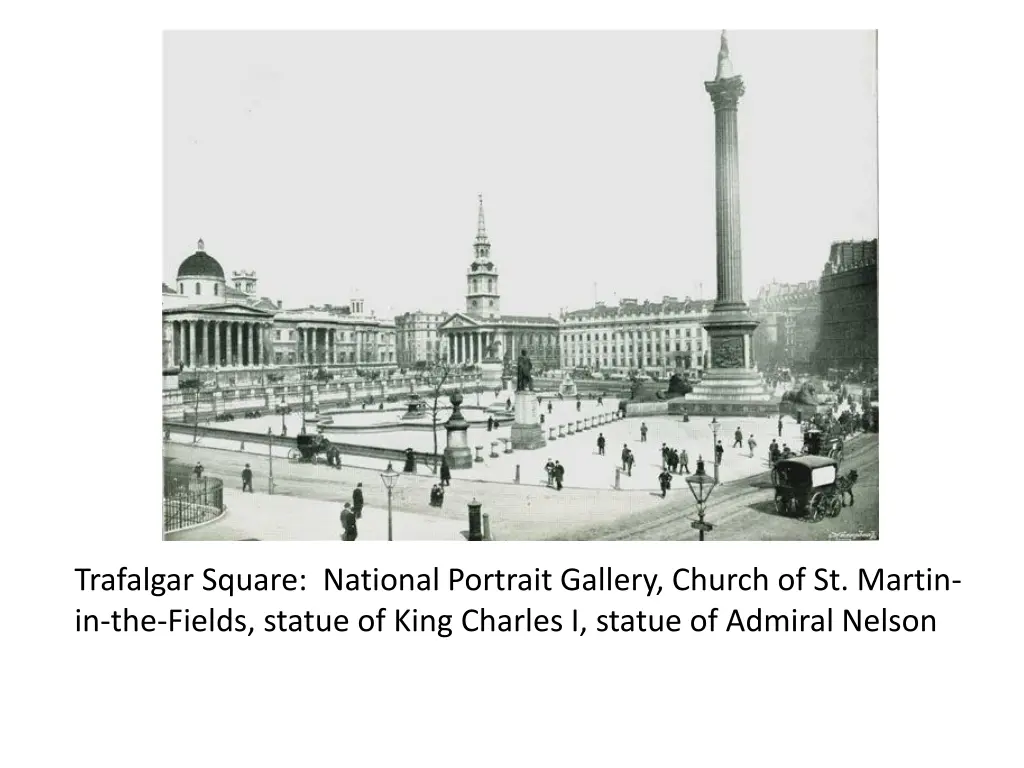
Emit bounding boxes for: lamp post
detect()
[709,416,721,482]
[685,463,718,542]
[267,427,274,494]
[380,461,400,542]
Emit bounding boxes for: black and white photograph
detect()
[161,30,879,542]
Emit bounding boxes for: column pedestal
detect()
[510,390,545,450]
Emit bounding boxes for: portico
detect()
[163,304,276,369]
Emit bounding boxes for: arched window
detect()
[214,284,219,296]
[178,282,183,293]
[195,282,201,295]
[488,279,493,292]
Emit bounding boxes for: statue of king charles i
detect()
[515,349,534,392]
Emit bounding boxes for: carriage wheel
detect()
[287,448,302,462]
[808,492,826,522]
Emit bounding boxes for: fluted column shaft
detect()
[706,75,746,308]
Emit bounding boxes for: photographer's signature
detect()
[829,530,877,541]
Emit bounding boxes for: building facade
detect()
[559,297,713,375]
[749,280,821,371]
[437,197,560,371]
[394,311,449,368]
[162,240,397,372]
[813,239,878,374]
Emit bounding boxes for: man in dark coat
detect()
[715,441,724,466]
[777,416,784,437]
[733,427,743,448]
[596,433,606,456]
[440,457,451,486]
[352,483,364,519]
[340,502,358,541]
[621,444,631,471]
[679,448,690,474]
[553,461,565,491]
[193,462,204,481]
[661,443,669,469]
[658,468,673,497]
[241,463,253,492]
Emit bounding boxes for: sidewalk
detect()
[167,488,467,542]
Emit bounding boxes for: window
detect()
[178,282,183,293]
[488,300,494,307]
[195,282,201,295]
[214,284,219,296]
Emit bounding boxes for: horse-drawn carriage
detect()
[771,455,859,522]
[802,427,844,463]
[288,433,341,467]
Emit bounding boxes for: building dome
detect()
[176,239,225,279]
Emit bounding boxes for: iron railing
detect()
[163,475,224,534]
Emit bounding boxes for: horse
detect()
[836,469,859,506]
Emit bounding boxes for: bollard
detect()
[503,438,513,454]
[549,426,556,440]
[467,498,483,541]
[615,467,621,490]
[482,513,492,541]
[474,445,484,463]
[515,464,521,484]
[490,441,499,458]
[558,425,565,438]
[567,423,574,435]
[576,419,582,432]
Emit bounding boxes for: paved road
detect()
[549,434,879,541]
[164,434,878,541]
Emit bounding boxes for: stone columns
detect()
[188,321,196,368]
[214,321,221,367]
[176,321,184,367]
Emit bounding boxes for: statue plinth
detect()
[510,390,545,450]
[442,392,473,469]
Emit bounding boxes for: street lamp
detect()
[685,463,718,542]
[267,427,275,494]
[709,416,721,482]
[380,461,400,542]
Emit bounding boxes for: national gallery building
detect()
[162,240,396,373]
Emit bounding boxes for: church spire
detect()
[476,194,489,245]
[715,30,734,80]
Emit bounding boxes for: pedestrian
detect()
[640,422,648,443]
[597,395,603,406]
[626,450,634,477]
[544,458,555,487]
[193,462,204,481]
[658,468,672,498]
[661,442,669,469]
[679,448,690,474]
[352,482,364,519]
[769,439,779,465]
[241,463,253,492]
[340,502,358,541]
[487,416,494,432]
[715,440,724,466]
[597,432,606,456]
[547,401,553,414]
[553,460,565,491]
[748,434,757,458]
[669,448,679,474]
[696,455,706,475]
[733,427,743,448]
[440,457,451,487]
[576,399,581,412]
[777,416,783,438]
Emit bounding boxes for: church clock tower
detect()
[465,195,500,320]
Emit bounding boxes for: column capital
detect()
[704,75,745,111]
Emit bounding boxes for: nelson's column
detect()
[683,31,778,416]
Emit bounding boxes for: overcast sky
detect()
[164,30,877,317]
